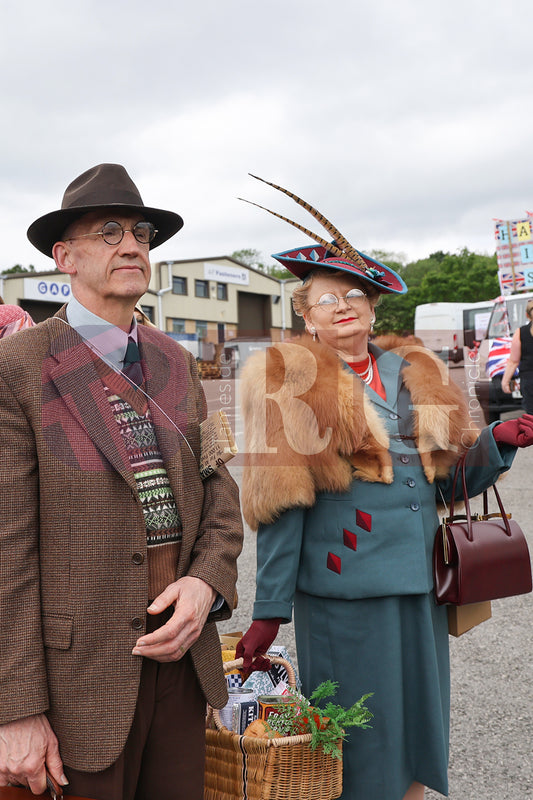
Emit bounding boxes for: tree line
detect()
[373,248,499,334]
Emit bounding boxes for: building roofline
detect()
[1,258,300,290]
[154,255,298,284]
[0,269,63,279]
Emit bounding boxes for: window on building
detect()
[172,276,187,295]
[195,279,209,298]
[217,282,228,301]
[140,305,155,322]
[170,318,186,334]
[196,320,208,340]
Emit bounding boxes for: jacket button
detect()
[132,552,144,565]
[389,412,399,420]
[131,617,144,630]
[407,478,416,488]
[400,455,410,464]
[410,502,420,512]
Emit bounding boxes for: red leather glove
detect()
[493,414,533,447]
[235,619,282,674]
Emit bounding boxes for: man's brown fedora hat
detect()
[27,163,184,257]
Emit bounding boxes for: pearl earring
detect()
[310,327,317,341]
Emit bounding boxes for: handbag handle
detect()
[448,453,513,541]
[46,771,63,800]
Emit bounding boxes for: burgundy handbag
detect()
[433,455,532,606]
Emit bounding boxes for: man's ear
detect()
[53,241,76,275]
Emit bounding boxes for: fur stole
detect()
[241,334,479,530]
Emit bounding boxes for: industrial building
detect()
[0,255,304,360]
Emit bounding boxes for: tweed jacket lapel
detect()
[46,312,198,506]
[46,312,137,491]
[139,329,195,468]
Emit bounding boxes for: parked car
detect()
[222,338,272,378]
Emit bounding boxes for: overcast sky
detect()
[2,0,532,273]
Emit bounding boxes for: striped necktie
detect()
[123,336,144,387]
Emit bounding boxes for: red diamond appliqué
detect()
[343,529,358,551]
[327,552,342,574]
[356,509,372,532]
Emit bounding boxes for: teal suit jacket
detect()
[253,345,515,620]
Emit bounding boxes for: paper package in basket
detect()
[221,646,243,689]
[242,644,301,694]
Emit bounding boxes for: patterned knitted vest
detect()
[94,359,182,600]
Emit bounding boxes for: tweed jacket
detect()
[0,310,243,771]
[240,336,515,615]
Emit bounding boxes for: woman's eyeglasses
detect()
[67,220,157,246]
[310,288,367,310]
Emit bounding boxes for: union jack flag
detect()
[486,337,512,378]
[498,269,526,294]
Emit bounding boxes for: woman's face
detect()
[303,273,375,353]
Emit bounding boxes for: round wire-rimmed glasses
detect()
[67,220,157,246]
[310,287,367,310]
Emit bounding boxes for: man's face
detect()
[55,210,152,318]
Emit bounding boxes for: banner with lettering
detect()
[494,216,533,294]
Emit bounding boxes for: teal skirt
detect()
[294,591,450,800]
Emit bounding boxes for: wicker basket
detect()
[204,656,343,800]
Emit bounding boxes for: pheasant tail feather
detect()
[238,198,346,259]
[248,174,368,271]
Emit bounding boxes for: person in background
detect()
[236,177,533,800]
[134,305,157,328]
[0,299,35,338]
[0,164,243,800]
[501,298,533,413]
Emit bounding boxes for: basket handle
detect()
[222,655,297,688]
[210,655,297,732]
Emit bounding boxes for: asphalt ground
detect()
[203,369,532,800]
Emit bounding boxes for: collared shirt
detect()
[66,296,138,372]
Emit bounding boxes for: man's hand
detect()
[132,576,216,662]
[0,713,66,795]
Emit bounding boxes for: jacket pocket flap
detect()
[42,614,73,650]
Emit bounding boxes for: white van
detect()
[414,301,493,363]
[474,290,533,421]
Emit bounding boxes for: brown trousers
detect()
[65,617,206,800]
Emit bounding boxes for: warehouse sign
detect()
[204,263,249,285]
[23,277,72,301]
